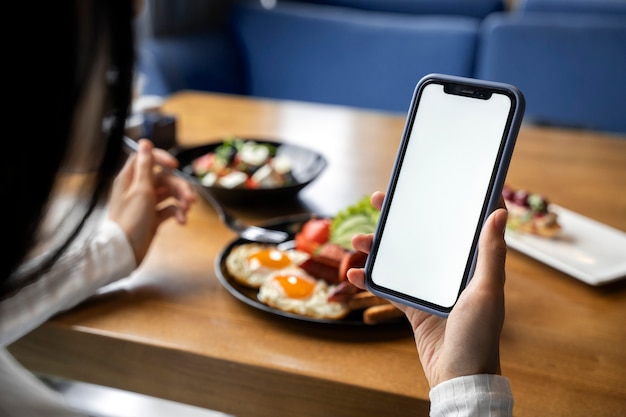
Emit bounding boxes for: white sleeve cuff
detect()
[429,374,513,417]
[96,218,137,276]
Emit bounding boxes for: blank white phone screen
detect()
[371,83,512,308]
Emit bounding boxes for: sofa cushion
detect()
[476,12,626,134]
[233,1,479,113]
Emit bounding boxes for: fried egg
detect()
[258,268,350,320]
[225,243,310,289]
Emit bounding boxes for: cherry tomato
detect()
[192,153,214,175]
[246,177,259,189]
[294,218,331,254]
[301,218,331,243]
[295,233,319,254]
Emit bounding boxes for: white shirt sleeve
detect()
[0,219,136,347]
[0,348,88,417]
[429,374,514,417]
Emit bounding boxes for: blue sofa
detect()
[136,0,626,134]
[476,0,626,134]
[232,1,484,112]
[136,0,503,114]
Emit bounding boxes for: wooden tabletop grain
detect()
[9,92,626,417]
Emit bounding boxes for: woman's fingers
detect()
[371,191,385,210]
[152,146,179,169]
[133,139,196,225]
[134,139,157,186]
[152,171,196,223]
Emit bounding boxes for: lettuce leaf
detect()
[330,195,380,249]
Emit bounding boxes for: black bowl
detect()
[173,139,327,205]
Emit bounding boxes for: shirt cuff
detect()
[97,218,137,277]
[429,374,513,417]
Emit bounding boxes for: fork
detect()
[123,136,290,244]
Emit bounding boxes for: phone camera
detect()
[476,90,492,99]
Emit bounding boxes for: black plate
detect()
[215,214,399,326]
[173,139,327,205]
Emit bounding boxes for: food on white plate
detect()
[257,268,351,320]
[191,137,295,189]
[225,243,310,289]
[502,184,561,238]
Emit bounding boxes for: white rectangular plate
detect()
[504,205,626,286]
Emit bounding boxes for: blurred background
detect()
[133,0,626,136]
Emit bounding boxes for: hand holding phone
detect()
[364,74,525,317]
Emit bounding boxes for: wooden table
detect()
[9,92,626,416]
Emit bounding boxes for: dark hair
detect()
[1,1,135,298]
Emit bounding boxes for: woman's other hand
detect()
[108,139,197,264]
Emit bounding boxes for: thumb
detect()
[470,208,508,293]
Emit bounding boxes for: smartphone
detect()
[364,73,525,317]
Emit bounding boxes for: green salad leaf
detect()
[330,195,380,250]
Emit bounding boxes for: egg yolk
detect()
[248,249,292,270]
[274,274,315,298]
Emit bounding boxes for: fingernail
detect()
[138,139,152,154]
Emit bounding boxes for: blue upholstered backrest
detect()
[137,31,247,97]
[476,11,626,134]
[233,1,480,113]
[136,0,625,134]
